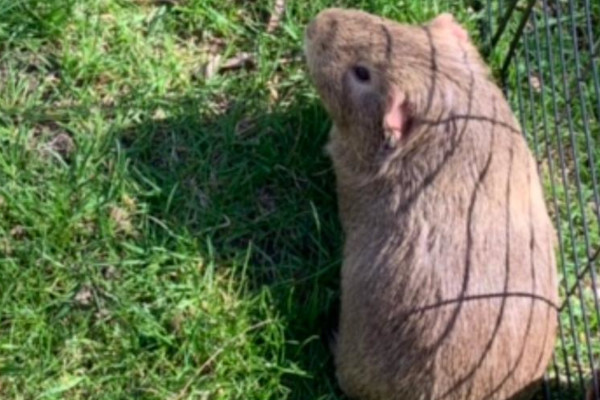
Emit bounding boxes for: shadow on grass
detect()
[119,94,345,399]
[116,93,595,400]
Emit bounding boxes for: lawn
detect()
[0,0,598,399]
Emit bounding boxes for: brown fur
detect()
[304,8,559,400]
[587,370,600,400]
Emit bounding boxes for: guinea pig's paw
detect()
[429,13,469,43]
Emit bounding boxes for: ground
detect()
[0,0,598,399]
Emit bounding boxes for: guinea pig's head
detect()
[304,8,485,151]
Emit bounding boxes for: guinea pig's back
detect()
[334,123,557,400]
[430,133,557,400]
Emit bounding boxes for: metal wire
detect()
[484,1,600,398]
[422,2,599,398]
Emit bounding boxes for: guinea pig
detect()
[304,8,559,400]
[587,370,600,400]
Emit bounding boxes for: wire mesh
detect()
[485,0,600,398]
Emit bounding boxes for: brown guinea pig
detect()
[304,8,559,400]
[587,370,600,400]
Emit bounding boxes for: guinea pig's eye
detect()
[352,66,371,82]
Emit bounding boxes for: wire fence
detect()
[482,0,600,398]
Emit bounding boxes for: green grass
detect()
[0,0,598,399]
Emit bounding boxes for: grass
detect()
[0,0,598,399]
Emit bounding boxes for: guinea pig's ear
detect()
[383,85,411,147]
[428,13,469,43]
